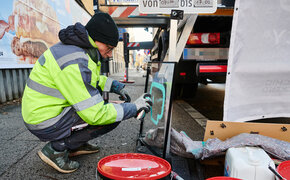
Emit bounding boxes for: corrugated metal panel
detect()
[0,68,31,103]
[0,70,6,103]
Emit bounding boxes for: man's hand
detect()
[118,87,131,102]
[133,93,153,115]
[110,80,131,102]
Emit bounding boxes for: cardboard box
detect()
[204,120,290,142]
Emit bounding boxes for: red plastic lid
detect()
[97,153,171,180]
[206,177,242,180]
[277,160,290,179]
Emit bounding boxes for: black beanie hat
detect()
[85,13,119,47]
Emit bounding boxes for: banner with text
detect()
[139,0,217,14]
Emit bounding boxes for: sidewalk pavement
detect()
[0,68,204,180]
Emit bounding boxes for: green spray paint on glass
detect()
[149,82,165,125]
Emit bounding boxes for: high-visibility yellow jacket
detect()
[22,23,135,128]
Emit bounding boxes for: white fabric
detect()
[224,0,290,122]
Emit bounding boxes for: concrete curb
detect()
[175,100,208,130]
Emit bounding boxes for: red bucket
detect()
[206,177,242,180]
[97,153,171,180]
[277,160,290,180]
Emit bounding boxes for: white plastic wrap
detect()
[143,128,290,160]
[201,133,290,160]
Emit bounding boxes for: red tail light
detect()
[187,33,220,45]
[199,65,227,73]
[180,72,186,76]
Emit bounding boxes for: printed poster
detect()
[0,0,90,69]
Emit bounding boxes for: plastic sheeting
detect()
[143,128,290,160]
[223,0,290,122]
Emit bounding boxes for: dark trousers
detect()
[51,121,120,151]
[28,107,121,151]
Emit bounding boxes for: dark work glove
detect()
[110,80,131,102]
[118,87,131,102]
[133,93,153,116]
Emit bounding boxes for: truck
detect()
[150,1,235,98]
[99,0,235,98]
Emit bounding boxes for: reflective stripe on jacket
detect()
[22,43,123,127]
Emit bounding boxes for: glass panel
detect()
[141,62,175,156]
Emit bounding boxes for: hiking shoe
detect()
[37,142,79,173]
[69,142,99,157]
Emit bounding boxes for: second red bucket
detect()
[277,160,290,180]
[206,177,242,180]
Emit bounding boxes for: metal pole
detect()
[125,66,128,82]
[101,58,110,103]
[120,33,134,83]
[139,65,150,138]
[168,10,184,62]
[123,33,129,82]
[144,66,150,93]
[168,19,177,61]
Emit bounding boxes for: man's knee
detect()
[88,122,121,138]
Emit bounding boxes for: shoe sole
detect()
[37,151,78,173]
[69,149,99,157]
